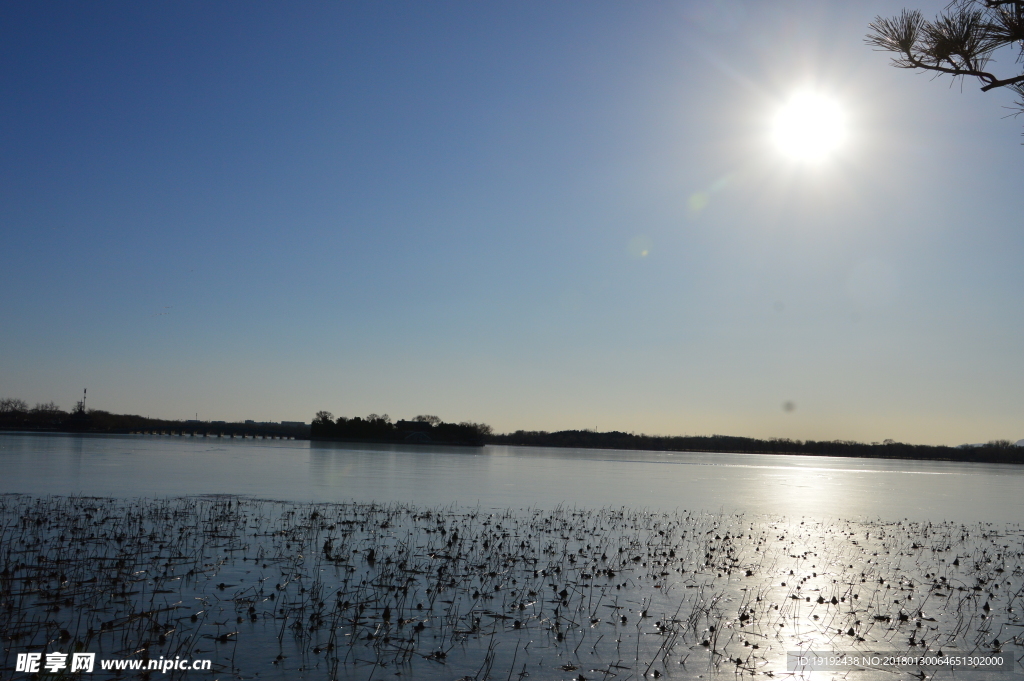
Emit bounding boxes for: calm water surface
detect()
[1,432,1020,522]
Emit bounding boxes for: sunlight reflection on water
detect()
[1,433,1022,523]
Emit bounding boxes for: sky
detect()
[2,1,1022,445]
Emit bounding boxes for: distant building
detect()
[281,421,305,427]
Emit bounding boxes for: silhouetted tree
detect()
[0,398,28,413]
[460,421,493,436]
[867,1,1024,119]
[32,401,62,415]
[310,411,489,445]
[413,415,442,426]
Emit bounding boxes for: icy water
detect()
[1,432,1024,522]
[1,433,1023,680]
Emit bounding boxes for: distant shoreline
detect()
[310,434,484,447]
[2,424,1022,465]
[487,430,1024,465]
[0,421,309,440]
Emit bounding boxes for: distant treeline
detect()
[0,398,159,433]
[0,409,179,432]
[0,398,307,436]
[487,430,1024,464]
[311,412,492,446]
[4,396,1021,463]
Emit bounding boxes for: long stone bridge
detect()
[128,421,310,440]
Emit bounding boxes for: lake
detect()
[1,431,1022,522]
[2,432,1022,680]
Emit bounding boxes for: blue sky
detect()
[2,1,1022,444]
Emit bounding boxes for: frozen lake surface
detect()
[2,433,1023,680]
[3,495,1022,681]
[1,432,1023,523]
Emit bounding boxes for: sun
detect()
[771,92,846,161]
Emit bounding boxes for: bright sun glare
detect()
[772,92,846,161]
